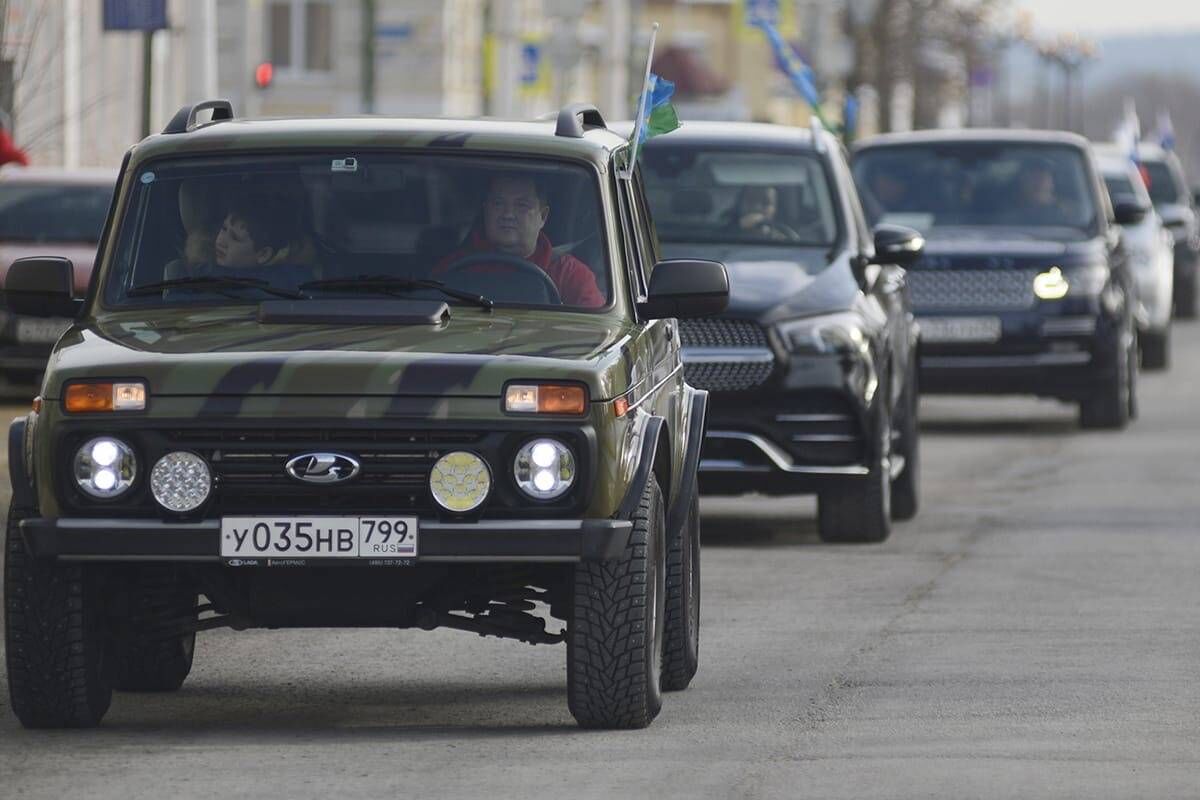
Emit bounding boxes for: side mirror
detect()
[872,223,925,268]
[638,259,729,320]
[1111,195,1149,226]
[2,257,81,317]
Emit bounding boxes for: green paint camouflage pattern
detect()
[30,115,697,525]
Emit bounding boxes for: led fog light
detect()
[151,451,212,513]
[74,437,136,499]
[514,438,575,501]
[429,450,491,513]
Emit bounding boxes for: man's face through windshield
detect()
[1019,164,1056,207]
[484,177,548,258]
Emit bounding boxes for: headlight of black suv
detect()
[776,312,871,357]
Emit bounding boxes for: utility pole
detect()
[361,0,376,113]
[141,29,153,138]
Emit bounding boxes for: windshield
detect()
[1141,160,1185,205]
[0,183,112,243]
[1104,174,1136,199]
[640,145,839,248]
[853,143,1099,239]
[102,153,611,310]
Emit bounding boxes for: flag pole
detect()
[620,21,659,181]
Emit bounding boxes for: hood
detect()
[913,228,1106,270]
[660,242,859,321]
[45,306,638,401]
[0,241,97,294]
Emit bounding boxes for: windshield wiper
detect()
[299,276,494,310]
[128,275,306,299]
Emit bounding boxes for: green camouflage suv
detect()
[2,101,727,730]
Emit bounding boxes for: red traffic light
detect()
[254,62,274,89]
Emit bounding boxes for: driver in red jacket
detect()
[432,175,605,308]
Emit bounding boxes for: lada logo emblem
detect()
[285,452,361,484]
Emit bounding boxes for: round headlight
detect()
[429,450,491,513]
[150,451,212,513]
[74,437,136,499]
[514,438,575,500]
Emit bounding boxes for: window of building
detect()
[267,1,332,75]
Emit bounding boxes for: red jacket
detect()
[433,230,605,308]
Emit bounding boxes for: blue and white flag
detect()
[752,17,824,122]
[1157,112,1176,151]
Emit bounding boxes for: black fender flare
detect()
[664,388,707,538]
[9,417,34,511]
[613,388,709,540]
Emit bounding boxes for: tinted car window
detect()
[854,143,1099,240]
[1142,160,1186,205]
[641,146,839,247]
[0,183,111,243]
[102,154,611,310]
[1104,174,1136,198]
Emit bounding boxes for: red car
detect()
[0,167,114,394]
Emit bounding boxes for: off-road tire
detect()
[662,490,699,692]
[567,474,666,729]
[5,505,112,728]
[818,398,893,544]
[891,365,920,522]
[1141,328,1169,371]
[1080,331,1134,430]
[113,568,197,692]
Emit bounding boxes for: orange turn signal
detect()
[504,383,587,415]
[65,381,147,413]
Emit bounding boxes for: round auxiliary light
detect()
[514,438,575,501]
[429,451,492,513]
[150,451,212,513]
[74,437,136,499]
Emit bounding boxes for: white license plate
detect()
[220,516,418,562]
[919,316,1002,344]
[15,317,71,344]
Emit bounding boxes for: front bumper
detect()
[20,516,633,563]
[917,309,1121,399]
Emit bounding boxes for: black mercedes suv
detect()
[852,130,1138,429]
[640,122,922,543]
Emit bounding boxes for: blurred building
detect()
[1,0,851,169]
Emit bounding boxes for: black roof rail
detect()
[162,100,235,135]
[554,103,606,138]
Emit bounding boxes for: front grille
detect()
[679,318,768,348]
[165,428,486,514]
[908,269,1038,311]
[680,318,776,391]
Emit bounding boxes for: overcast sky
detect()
[1015,0,1200,36]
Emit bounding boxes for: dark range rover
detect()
[640,122,922,543]
[853,130,1139,430]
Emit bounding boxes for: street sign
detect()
[102,0,168,32]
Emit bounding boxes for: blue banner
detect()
[103,0,168,32]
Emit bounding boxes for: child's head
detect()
[214,192,298,268]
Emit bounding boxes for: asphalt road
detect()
[2,326,1199,799]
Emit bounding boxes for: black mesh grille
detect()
[679,318,768,348]
[908,269,1038,310]
[684,360,775,392]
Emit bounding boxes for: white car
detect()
[1095,148,1174,369]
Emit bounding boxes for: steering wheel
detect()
[439,252,562,305]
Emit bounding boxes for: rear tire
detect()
[662,491,700,692]
[1080,330,1134,430]
[112,568,197,692]
[567,474,666,729]
[890,366,920,522]
[818,398,893,543]
[1141,328,1169,371]
[5,505,112,728]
